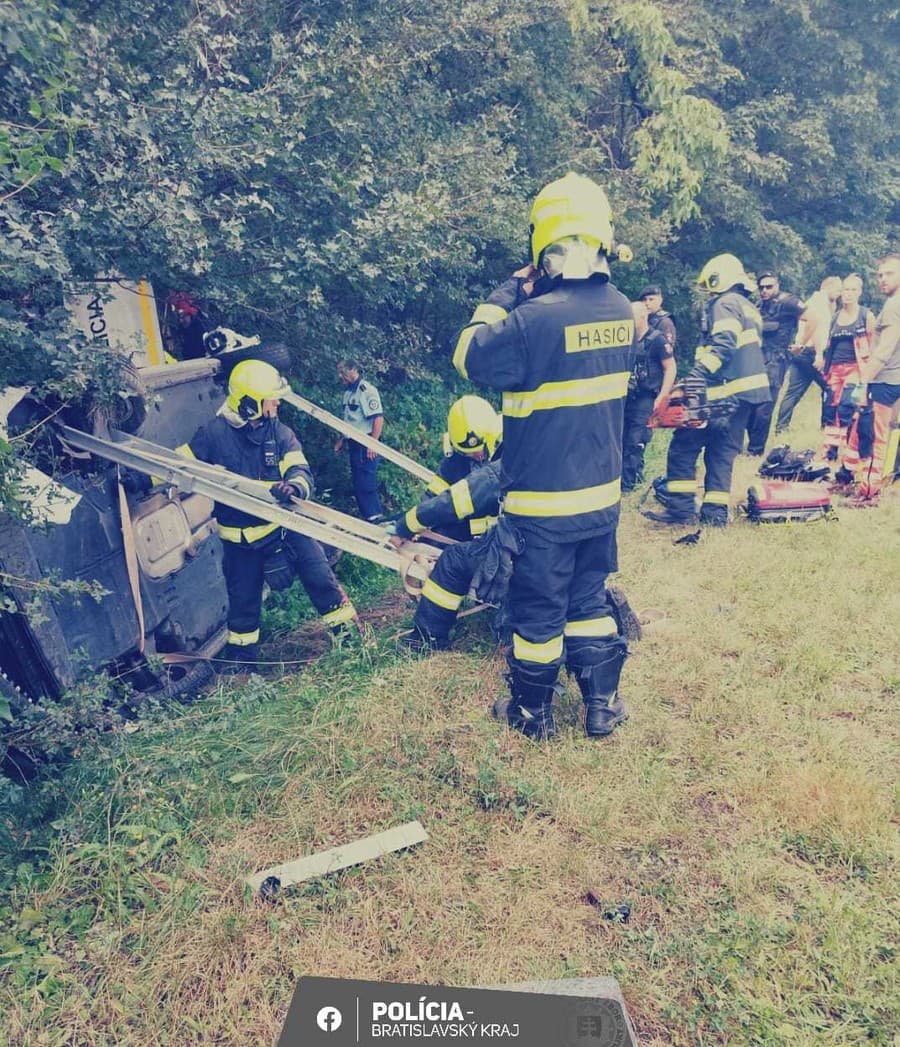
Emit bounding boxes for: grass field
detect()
[1,394,898,1045]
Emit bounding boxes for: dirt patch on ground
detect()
[260,588,415,666]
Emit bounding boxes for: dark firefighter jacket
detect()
[397,459,501,540]
[452,273,635,541]
[692,291,769,404]
[178,412,313,544]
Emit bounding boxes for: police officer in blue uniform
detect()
[452,172,636,740]
[335,359,385,521]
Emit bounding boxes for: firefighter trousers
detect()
[746,351,789,453]
[622,390,656,490]
[413,539,482,643]
[661,402,751,525]
[506,527,623,678]
[222,530,352,646]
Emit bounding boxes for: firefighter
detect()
[647,254,769,526]
[452,172,636,741]
[392,398,503,652]
[407,395,502,542]
[178,360,358,668]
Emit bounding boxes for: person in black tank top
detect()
[820,274,873,460]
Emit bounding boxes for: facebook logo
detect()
[316,1006,343,1032]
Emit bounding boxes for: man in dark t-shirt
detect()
[745,272,805,454]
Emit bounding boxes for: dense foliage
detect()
[1,0,897,498]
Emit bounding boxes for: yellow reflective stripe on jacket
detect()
[707,373,769,400]
[176,442,196,459]
[470,303,508,324]
[450,479,475,520]
[505,478,621,518]
[666,479,698,493]
[279,449,309,476]
[217,520,279,544]
[427,475,451,495]
[512,632,564,664]
[421,577,465,611]
[452,303,509,378]
[469,515,497,535]
[695,351,723,373]
[227,628,259,646]
[702,490,730,505]
[322,602,357,626]
[502,371,630,419]
[711,317,742,337]
[404,506,425,534]
[564,616,618,638]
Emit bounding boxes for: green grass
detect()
[1,392,898,1045]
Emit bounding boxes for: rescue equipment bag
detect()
[744,480,832,523]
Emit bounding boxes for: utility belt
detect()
[762,342,791,363]
[628,358,660,395]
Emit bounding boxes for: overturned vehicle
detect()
[0,279,294,708]
[0,360,230,704]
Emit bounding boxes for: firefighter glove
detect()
[120,468,152,495]
[271,480,303,504]
[471,517,524,605]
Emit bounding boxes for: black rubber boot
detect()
[495,661,560,741]
[398,625,450,655]
[567,640,628,738]
[218,642,260,674]
[698,508,728,527]
[643,508,700,526]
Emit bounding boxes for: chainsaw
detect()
[648,376,736,429]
